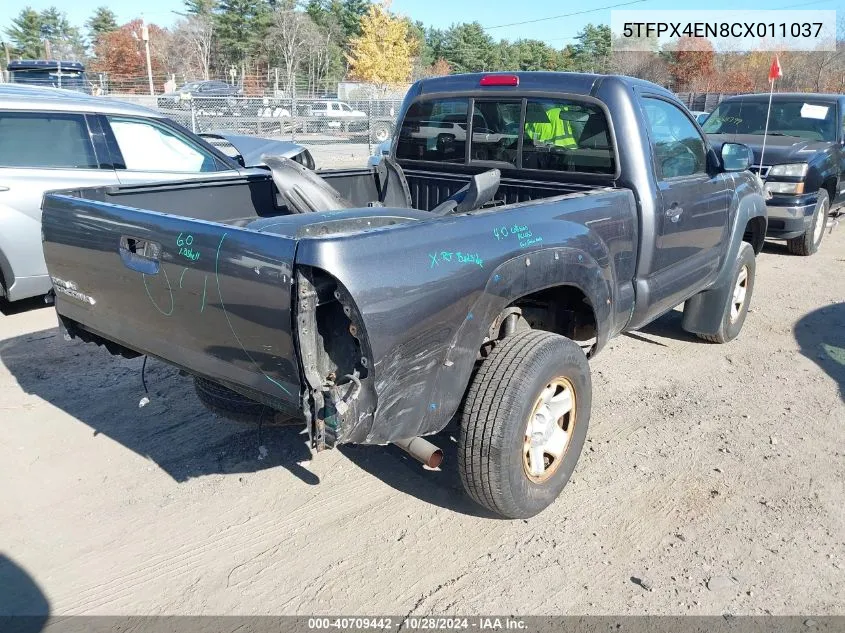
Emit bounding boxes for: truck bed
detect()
[42,166,637,444]
[55,166,603,224]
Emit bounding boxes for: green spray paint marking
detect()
[200,274,208,313]
[429,250,483,269]
[142,267,174,316]
[493,223,544,248]
[177,233,200,261]
[214,233,290,395]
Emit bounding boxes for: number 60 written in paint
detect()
[176,232,194,247]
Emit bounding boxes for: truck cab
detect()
[7,60,91,94]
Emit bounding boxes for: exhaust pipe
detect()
[394,436,443,469]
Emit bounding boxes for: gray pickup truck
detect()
[42,72,767,519]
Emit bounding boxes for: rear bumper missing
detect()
[295,267,376,450]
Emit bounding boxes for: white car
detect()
[303,100,367,133]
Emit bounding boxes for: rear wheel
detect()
[458,330,591,519]
[787,189,828,256]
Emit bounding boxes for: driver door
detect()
[640,96,731,316]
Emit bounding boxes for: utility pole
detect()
[142,23,154,96]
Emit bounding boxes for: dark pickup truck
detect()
[704,92,844,256]
[42,72,767,519]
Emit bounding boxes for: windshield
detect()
[702,99,836,142]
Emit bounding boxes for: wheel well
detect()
[822,177,837,203]
[743,216,766,254]
[496,285,598,354]
[0,256,8,298]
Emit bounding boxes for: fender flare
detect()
[681,190,766,336]
[419,245,613,438]
[464,245,613,353]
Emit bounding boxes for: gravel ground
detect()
[1,223,843,617]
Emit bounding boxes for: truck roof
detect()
[411,71,675,100]
[0,84,163,118]
[719,92,843,104]
[8,59,85,71]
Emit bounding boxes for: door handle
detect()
[0,186,9,192]
[119,236,161,275]
[666,204,684,223]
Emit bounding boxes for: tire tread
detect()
[458,330,581,517]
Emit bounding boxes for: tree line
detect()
[2,1,843,96]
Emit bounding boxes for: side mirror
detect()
[721,143,754,172]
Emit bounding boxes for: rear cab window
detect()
[395,96,615,174]
[396,99,469,163]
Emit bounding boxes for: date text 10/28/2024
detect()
[308,617,527,630]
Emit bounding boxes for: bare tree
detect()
[304,21,341,95]
[266,0,314,96]
[172,15,214,81]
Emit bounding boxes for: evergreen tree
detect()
[5,7,44,59]
[443,22,494,73]
[39,7,85,60]
[184,0,218,16]
[215,0,272,67]
[572,24,611,73]
[86,6,118,44]
[339,0,369,41]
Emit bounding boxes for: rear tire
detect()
[787,189,828,256]
[458,330,591,519]
[194,377,295,425]
[695,241,755,344]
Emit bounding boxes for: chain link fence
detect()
[106,93,404,169]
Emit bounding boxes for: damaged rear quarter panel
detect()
[294,188,637,445]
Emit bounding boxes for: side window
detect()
[107,117,219,172]
[522,99,614,174]
[0,111,98,169]
[396,98,468,163]
[470,100,520,165]
[642,98,707,179]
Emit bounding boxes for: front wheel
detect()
[695,241,756,344]
[458,330,591,519]
[787,189,829,256]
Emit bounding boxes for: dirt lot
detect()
[1,228,843,617]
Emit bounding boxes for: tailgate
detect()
[42,193,301,407]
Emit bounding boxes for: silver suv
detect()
[0,85,249,303]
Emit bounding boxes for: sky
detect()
[0,0,842,47]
